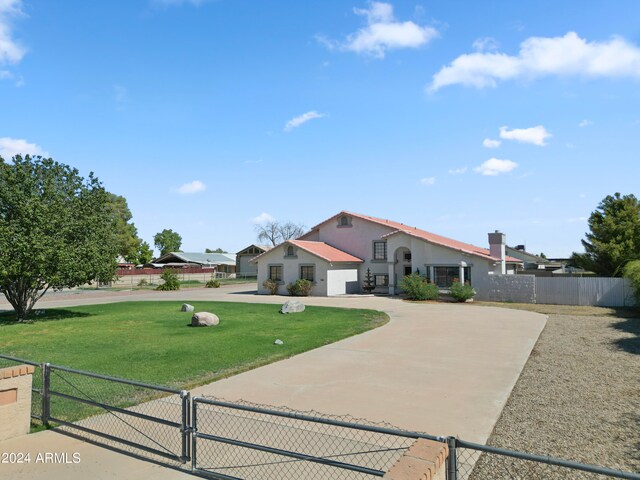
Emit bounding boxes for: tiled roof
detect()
[310,211,521,263]
[287,240,363,263]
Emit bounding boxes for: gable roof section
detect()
[236,244,273,255]
[288,240,363,263]
[250,240,363,264]
[305,211,521,263]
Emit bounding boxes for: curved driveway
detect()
[0,285,546,478]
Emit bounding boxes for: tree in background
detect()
[205,248,227,253]
[0,155,118,321]
[135,240,154,265]
[107,193,139,262]
[571,193,640,277]
[154,229,182,256]
[255,221,306,246]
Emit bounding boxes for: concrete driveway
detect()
[0,285,546,479]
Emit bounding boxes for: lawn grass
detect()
[0,301,388,388]
[0,301,388,424]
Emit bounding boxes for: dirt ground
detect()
[470,302,640,477]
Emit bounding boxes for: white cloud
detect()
[420,176,435,186]
[284,111,325,132]
[0,137,48,158]
[578,119,593,127]
[474,158,518,176]
[429,32,640,91]
[252,212,274,225]
[482,138,501,148]
[0,0,26,67]
[319,1,438,59]
[175,180,206,194]
[499,125,551,146]
[448,167,467,175]
[473,36,499,52]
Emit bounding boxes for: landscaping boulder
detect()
[181,303,195,312]
[191,312,220,327]
[280,300,305,314]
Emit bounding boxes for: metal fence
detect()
[191,396,433,479]
[1,353,639,479]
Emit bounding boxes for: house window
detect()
[337,215,352,227]
[300,265,315,282]
[374,274,389,286]
[403,252,412,262]
[433,266,471,288]
[373,241,387,260]
[269,265,283,282]
[285,245,295,257]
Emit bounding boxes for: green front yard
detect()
[0,301,388,388]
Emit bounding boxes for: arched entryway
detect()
[390,246,412,294]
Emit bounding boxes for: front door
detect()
[404,266,412,276]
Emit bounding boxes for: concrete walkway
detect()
[0,285,546,479]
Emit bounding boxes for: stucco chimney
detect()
[488,230,506,274]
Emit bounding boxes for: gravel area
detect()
[469,305,640,479]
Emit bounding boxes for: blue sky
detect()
[1,0,639,257]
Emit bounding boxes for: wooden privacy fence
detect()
[476,275,636,307]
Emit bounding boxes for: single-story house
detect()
[252,211,521,296]
[149,252,237,274]
[235,244,273,277]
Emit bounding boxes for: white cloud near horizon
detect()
[475,158,518,176]
[0,0,26,67]
[284,111,325,132]
[0,137,48,158]
[175,180,206,194]
[472,36,499,52]
[252,212,274,225]
[499,125,551,146]
[318,1,438,58]
[420,176,435,186]
[482,138,501,148]
[578,119,593,127]
[429,31,640,91]
[448,167,467,175]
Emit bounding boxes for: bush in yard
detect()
[137,279,149,287]
[399,273,439,301]
[624,260,640,303]
[262,279,279,295]
[449,280,476,302]
[205,278,221,288]
[286,279,313,296]
[156,269,180,291]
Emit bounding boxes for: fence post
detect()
[191,398,198,472]
[42,363,50,426]
[180,390,191,463]
[446,436,458,480]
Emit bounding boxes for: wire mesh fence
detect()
[192,396,423,480]
[454,442,640,480]
[2,353,639,480]
[46,364,189,467]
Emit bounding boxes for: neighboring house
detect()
[235,244,273,277]
[506,246,577,277]
[149,252,237,274]
[252,211,521,296]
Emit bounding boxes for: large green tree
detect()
[0,155,119,321]
[107,193,139,262]
[571,193,640,277]
[154,229,182,256]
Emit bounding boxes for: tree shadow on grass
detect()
[0,309,93,326]
[610,316,640,355]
